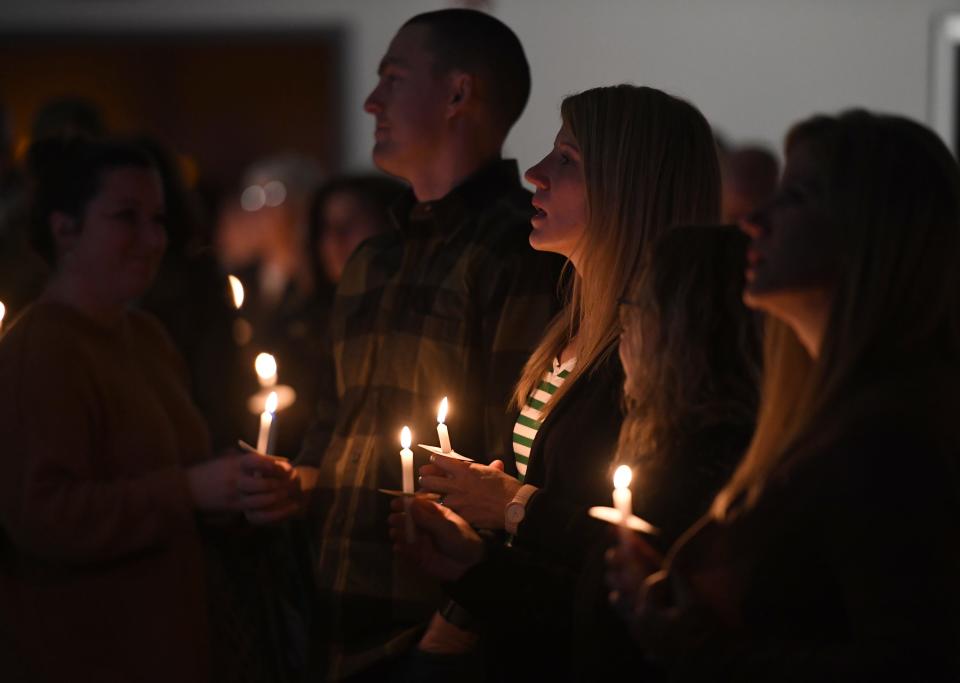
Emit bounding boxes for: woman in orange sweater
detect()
[0,137,296,682]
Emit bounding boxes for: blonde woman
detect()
[395,84,720,678]
[608,111,960,680]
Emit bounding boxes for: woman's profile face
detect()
[524,125,588,263]
[66,166,167,304]
[742,140,838,318]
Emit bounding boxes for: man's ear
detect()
[50,210,81,256]
[447,72,474,117]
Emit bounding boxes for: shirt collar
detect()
[390,158,526,241]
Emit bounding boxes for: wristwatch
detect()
[504,484,538,535]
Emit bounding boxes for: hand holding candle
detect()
[613,465,634,543]
[257,391,279,454]
[436,397,452,454]
[400,426,416,542]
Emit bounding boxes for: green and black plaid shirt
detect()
[297,159,563,678]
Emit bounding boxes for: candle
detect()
[255,352,278,388]
[0,300,5,333]
[436,397,452,454]
[257,391,278,454]
[228,275,245,309]
[400,426,415,543]
[613,465,633,541]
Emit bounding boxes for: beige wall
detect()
[3,0,958,171]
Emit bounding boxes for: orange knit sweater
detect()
[0,301,212,682]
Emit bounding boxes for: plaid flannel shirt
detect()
[297,159,564,678]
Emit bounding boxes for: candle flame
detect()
[614,465,633,489]
[228,275,244,309]
[255,353,278,384]
[400,426,412,449]
[265,391,279,414]
[437,397,449,424]
[0,301,5,325]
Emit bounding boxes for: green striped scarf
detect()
[512,357,576,481]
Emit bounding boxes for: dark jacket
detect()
[659,362,960,682]
[449,346,754,681]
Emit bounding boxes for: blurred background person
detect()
[0,135,292,683]
[311,174,405,285]
[215,154,325,458]
[718,138,780,224]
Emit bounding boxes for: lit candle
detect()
[228,275,245,309]
[0,300,5,333]
[400,426,415,543]
[257,391,278,454]
[255,352,278,388]
[613,465,633,541]
[436,397,452,454]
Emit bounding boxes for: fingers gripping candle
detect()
[437,397,452,454]
[400,427,415,542]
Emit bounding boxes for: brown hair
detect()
[618,225,761,471]
[514,85,721,413]
[714,110,960,516]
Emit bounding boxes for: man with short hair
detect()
[261,9,563,680]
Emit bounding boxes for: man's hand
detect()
[388,497,485,582]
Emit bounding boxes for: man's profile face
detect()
[363,24,450,179]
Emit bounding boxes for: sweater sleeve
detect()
[0,327,196,566]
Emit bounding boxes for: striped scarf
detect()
[512,357,576,481]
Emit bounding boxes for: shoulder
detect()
[0,303,93,394]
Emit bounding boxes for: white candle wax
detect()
[400,426,415,542]
[436,397,452,454]
[613,465,633,542]
[257,391,279,454]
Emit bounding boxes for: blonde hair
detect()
[514,85,721,412]
[713,111,960,517]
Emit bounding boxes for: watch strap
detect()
[504,483,538,535]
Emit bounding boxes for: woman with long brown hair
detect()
[390,84,730,678]
[608,110,960,680]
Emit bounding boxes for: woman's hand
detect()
[605,532,665,626]
[186,450,292,513]
[417,612,478,654]
[388,496,485,582]
[417,457,522,529]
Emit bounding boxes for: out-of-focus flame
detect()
[614,465,633,489]
[228,275,244,309]
[255,353,278,386]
